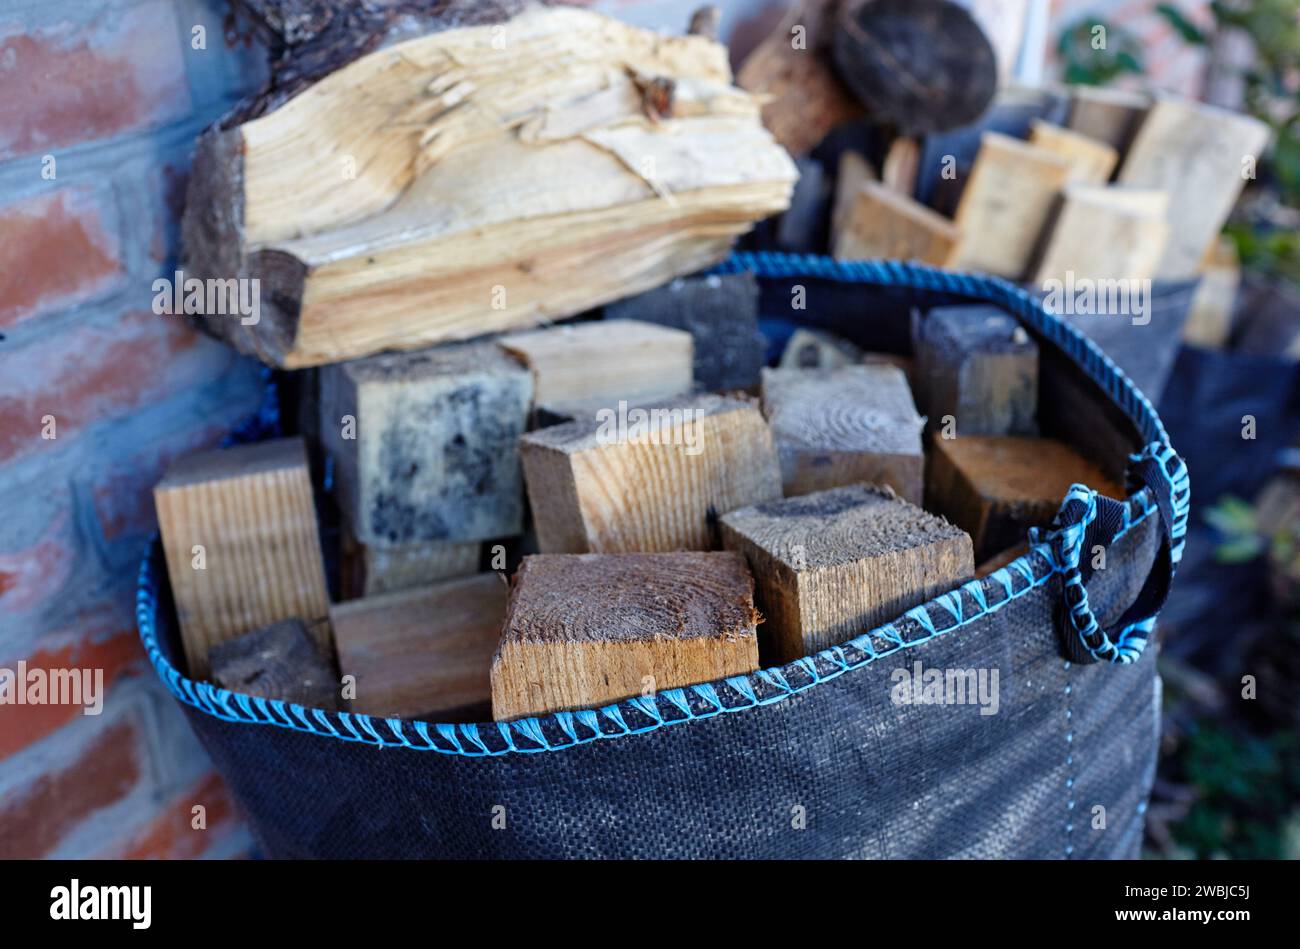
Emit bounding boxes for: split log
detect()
[1032,184,1169,284]
[1117,96,1271,279]
[490,552,760,719]
[833,0,997,135]
[735,0,863,156]
[499,319,692,417]
[779,327,862,370]
[761,365,924,503]
[183,6,796,368]
[951,131,1071,279]
[914,305,1038,436]
[319,341,532,548]
[881,136,920,195]
[604,273,765,392]
[331,573,507,720]
[1028,119,1119,184]
[154,437,331,678]
[209,618,338,709]
[339,528,480,600]
[720,484,972,662]
[926,435,1125,562]
[519,393,781,553]
[1065,84,1149,153]
[832,179,961,265]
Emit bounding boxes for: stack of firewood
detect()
[152,2,1185,723]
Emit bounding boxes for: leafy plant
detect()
[1056,18,1145,86]
[1205,495,1266,563]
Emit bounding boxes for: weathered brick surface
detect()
[0,718,141,859]
[0,1,191,161]
[0,188,123,329]
[112,772,244,859]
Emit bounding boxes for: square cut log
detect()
[913,305,1038,436]
[604,273,765,392]
[331,573,508,721]
[520,392,781,553]
[490,552,760,719]
[1032,184,1169,284]
[498,319,693,416]
[208,618,338,709]
[320,341,532,547]
[761,365,924,503]
[1027,119,1119,185]
[153,437,331,679]
[926,435,1126,562]
[950,131,1071,279]
[1116,96,1270,279]
[721,484,973,662]
[832,179,961,266]
[1065,85,1149,152]
[339,527,480,600]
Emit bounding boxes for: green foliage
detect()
[1205,495,1266,563]
[1156,3,1209,44]
[1174,725,1300,859]
[1056,18,1145,86]
[1225,220,1300,285]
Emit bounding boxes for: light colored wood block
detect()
[721,484,973,662]
[153,437,331,679]
[761,365,925,504]
[1118,96,1271,279]
[1028,119,1119,184]
[951,131,1071,279]
[331,573,507,720]
[831,150,876,242]
[490,552,760,719]
[833,180,962,265]
[1184,236,1240,348]
[926,435,1126,562]
[1033,184,1169,284]
[320,341,532,547]
[520,392,782,553]
[499,319,693,416]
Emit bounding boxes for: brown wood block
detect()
[520,392,781,553]
[951,131,1071,279]
[926,435,1126,562]
[1028,119,1119,184]
[832,180,961,266]
[761,365,924,503]
[339,527,480,600]
[209,618,338,709]
[1066,84,1149,153]
[721,484,973,662]
[490,552,760,719]
[331,573,508,720]
[154,437,331,679]
[499,319,693,416]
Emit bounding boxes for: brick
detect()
[0,310,239,466]
[0,619,144,761]
[89,420,233,543]
[0,718,140,858]
[113,771,241,860]
[0,189,122,330]
[0,2,191,161]
[0,513,75,616]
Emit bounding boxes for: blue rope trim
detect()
[136,252,1175,756]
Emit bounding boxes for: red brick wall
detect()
[0,0,266,859]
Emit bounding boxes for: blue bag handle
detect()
[1039,442,1189,664]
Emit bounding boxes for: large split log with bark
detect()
[184,4,796,368]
